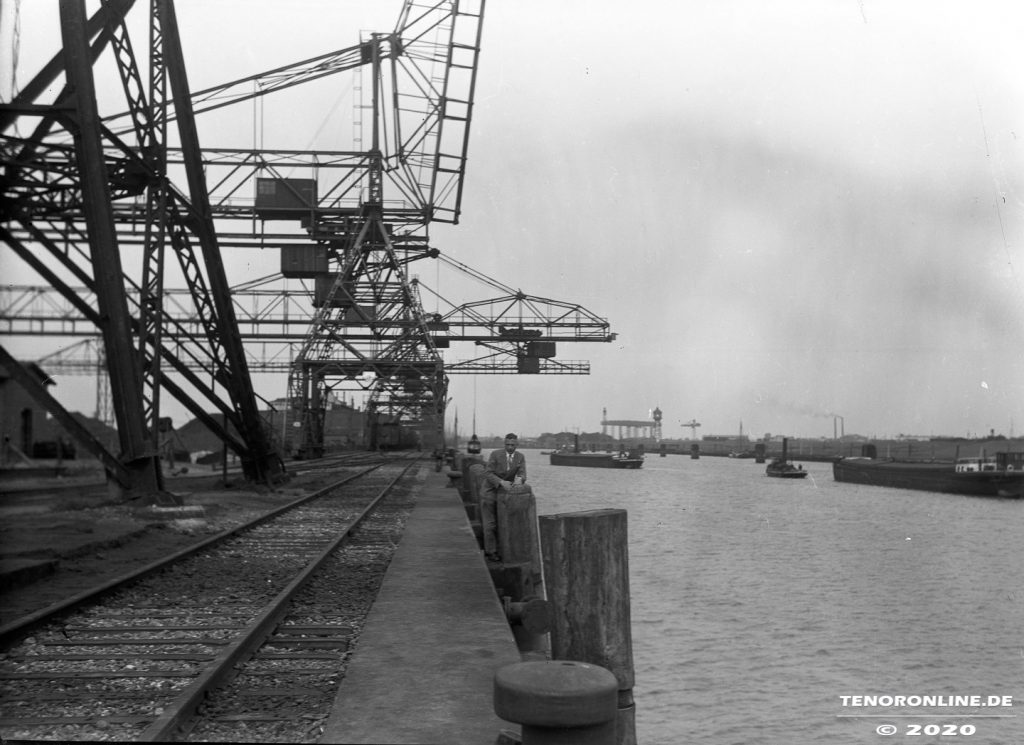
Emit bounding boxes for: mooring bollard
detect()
[502,595,552,655]
[539,509,637,745]
[504,597,550,633]
[494,660,618,745]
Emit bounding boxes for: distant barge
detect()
[832,452,1024,498]
[549,451,644,469]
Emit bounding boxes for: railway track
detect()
[0,455,423,742]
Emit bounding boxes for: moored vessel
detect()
[549,436,644,469]
[832,451,1024,498]
[549,450,644,469]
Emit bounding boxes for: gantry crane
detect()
[34,338,114,428]
[1,0,617,474]
[1,0,284,493]
[1,276,615,376]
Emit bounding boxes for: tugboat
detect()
[765,438,807,479]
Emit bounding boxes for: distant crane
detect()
[36,338,112,428]
[681,419,701,439]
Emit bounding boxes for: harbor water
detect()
[524,450,1023,744]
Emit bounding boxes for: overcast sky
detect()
[3,1,1022,441]
[447,0,1024,440]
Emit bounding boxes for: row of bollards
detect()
[449,452,637,744]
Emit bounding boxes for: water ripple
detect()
[528,452,1024,744]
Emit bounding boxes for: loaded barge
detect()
[549,450,644,469]
[832,450,1024,498]
[549,437,644,469]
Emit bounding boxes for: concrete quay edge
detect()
[320,467,520,744]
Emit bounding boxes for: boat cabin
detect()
[956,457,997,473]
[955,453,1024,473]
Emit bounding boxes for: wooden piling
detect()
[497,485,541,576]
[497,485,549,654]
[463,462,486,541]
[539,509,636,745]
[459,455,484,508]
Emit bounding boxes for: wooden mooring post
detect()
[495,485,550,655]
[539,509,636,745]
[459,456,484,511]
[497,485,541,574]
[464,461,487,542]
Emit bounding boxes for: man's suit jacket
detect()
[484,448,526,493]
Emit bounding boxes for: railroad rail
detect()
[0,455,422,741]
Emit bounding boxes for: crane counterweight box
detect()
[516,355,541,374]
[256,178,317,219]
[526,341,556,358]
[280,244,329,277]
[313,274,356,307]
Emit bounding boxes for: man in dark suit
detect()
[482,432,527,561]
